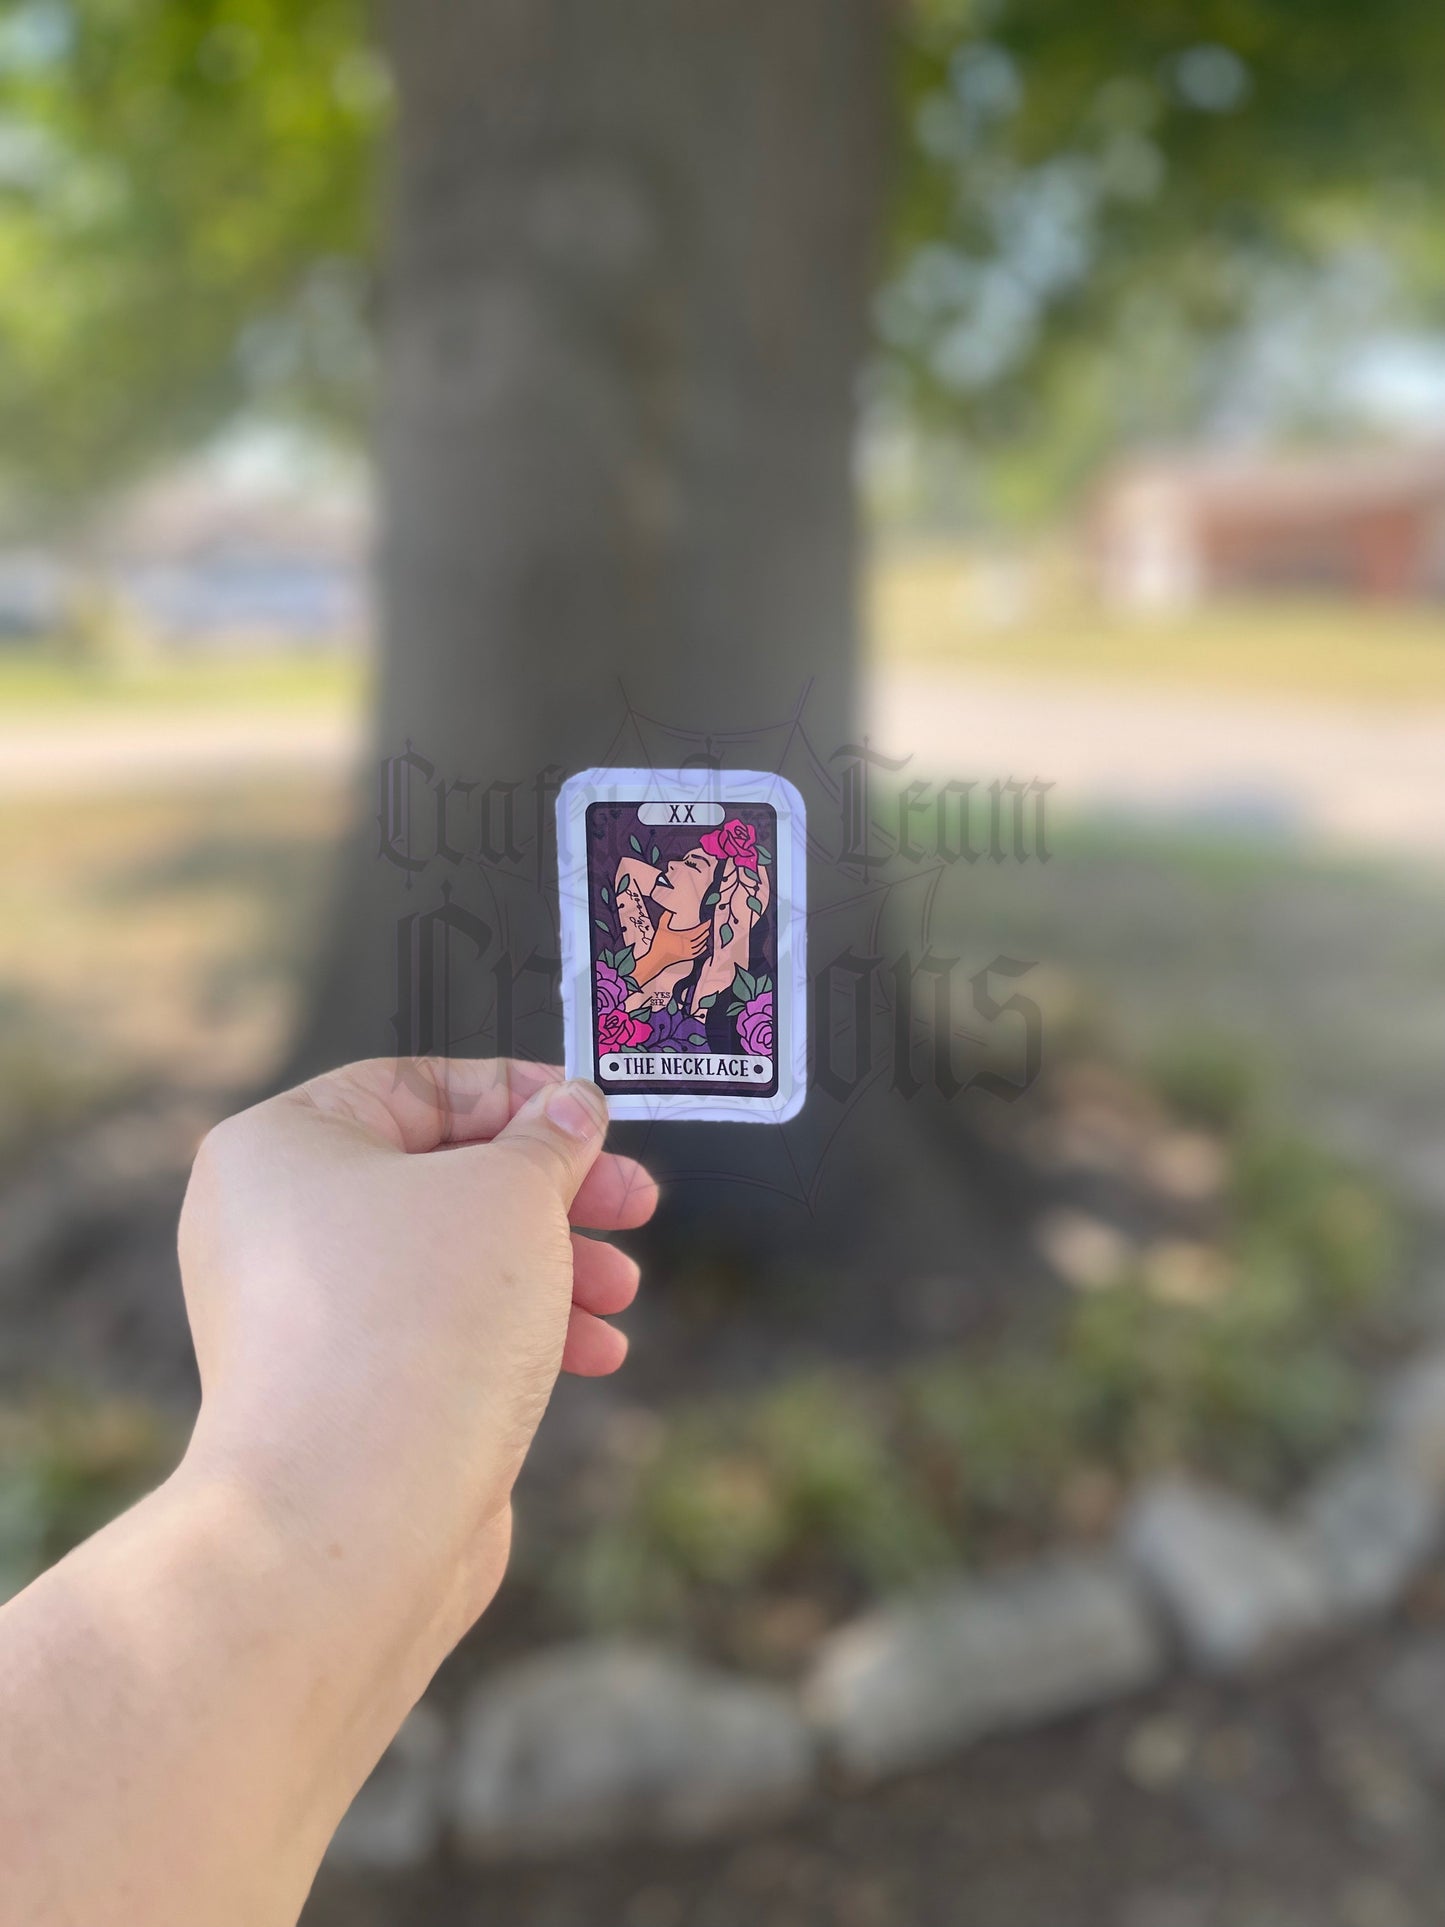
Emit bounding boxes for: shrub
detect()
[557,1127,1403,1657]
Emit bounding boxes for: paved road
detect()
[0,711,359,796]
[870,668,1445,864]
[6,673,1445,864]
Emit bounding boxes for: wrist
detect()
[173,1423,508,1679]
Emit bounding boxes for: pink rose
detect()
[598,1007,651,1053]
[595,960,627,1014]
[736,990,773,1057]
[700,817,758,870]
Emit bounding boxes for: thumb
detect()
[494,1077,609,1207]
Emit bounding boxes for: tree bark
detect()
[289,0,904,1248]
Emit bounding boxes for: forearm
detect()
[0,1461,448,1927]
[0,1058,646,1924]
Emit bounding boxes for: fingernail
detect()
[545,1078,608,1139]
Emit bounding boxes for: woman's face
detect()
[650,846,712,922]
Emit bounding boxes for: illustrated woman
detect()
[613,819,771,1022]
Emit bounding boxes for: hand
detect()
[178,1058,657,1652]
[631,908,709,986]
[0,1059,656,1927]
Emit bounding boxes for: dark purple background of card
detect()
[584,799,779,1097]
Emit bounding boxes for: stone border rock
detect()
[325,1342,1445,1874]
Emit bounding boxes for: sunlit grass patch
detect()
[0,778,346,1147]
[0,648,367,713]
[871,543,1445,706]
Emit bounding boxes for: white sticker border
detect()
[557,766,807,1124]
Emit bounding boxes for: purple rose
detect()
[736,990,773,1057]
[648,1006,708,1052]
[595,960,627,1014]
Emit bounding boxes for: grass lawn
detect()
[0,777,348,1161]
[0,758,1432,1667]
[0,646,368,714]
[871,543,1445,705]
[9,564,1445,714]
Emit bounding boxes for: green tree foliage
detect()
[2,0,1443,515]
[0,0,382,510]
[886,0,1445,516]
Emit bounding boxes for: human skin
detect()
[617,853,712,1011]
[614,858,660,961]
[643,845,770,1016]
[650,846,716,922]
[613,857,708,995]
[631,910,709,988]
[0,1057,656,1927]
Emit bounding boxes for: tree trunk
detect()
[289,0,890,1237]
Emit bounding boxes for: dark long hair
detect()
[678,853,773,1044]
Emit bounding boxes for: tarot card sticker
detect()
[558,769,806,1122]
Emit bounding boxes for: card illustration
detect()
[558,770,806,1123]
[589,798,778,1090]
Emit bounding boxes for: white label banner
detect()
[598,1051,772,1083]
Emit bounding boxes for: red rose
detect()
[598,1007,651,1053]
[700,817,758,869]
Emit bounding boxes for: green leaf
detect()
[746,895,763,915]
[629,835,643,854]
[698,993,717,1010]
[702,891,721,909]
[733,966,756,999]
[740,867,758,887]
[727,1000,744,1015]
[600,884,611,904]
[718,924,733,947]
[594,919,609,933]
[617,873,631,896]
[667,999,678,1013]
[756,846,772,865]
[650,846,661,865]
[756,975,772,993]
[614,946,636,977]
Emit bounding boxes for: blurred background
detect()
[6,3,1445,1923]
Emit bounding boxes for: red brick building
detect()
[1092,445,1445,611]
